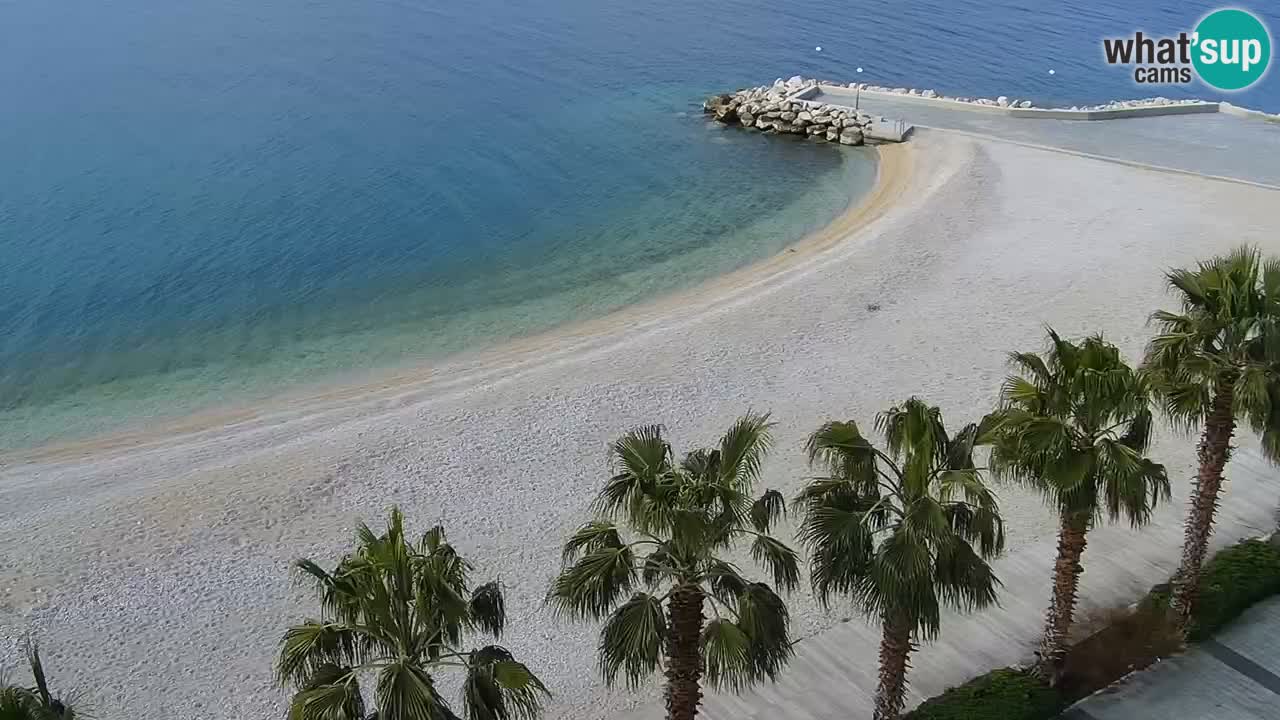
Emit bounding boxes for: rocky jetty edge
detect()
[705,75,1280,132]
[703,76,887,146]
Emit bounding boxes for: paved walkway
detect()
[623,448,1279,720]
[842,93,1280,188]
[1064,596,1280,720]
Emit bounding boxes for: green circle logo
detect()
[1193,9,1271,91]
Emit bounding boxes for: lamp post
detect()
[855,67,864,111]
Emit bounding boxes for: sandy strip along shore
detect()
[3,132,1280,720]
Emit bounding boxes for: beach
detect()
[3,130,1280,719]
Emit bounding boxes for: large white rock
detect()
[838,127,864,145]
[997,95,1010,107]
[1017,100,1033,108]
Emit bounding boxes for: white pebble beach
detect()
[3,130,1280,719]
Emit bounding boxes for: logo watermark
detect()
[1102,8,1271,91]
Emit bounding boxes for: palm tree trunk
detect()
[1171,373,1237,633]
[873,612,914,720]
[1038,512,1089,683]
[664,584,706,720]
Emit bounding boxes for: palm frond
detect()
[749,534,799,593]
[733,583,794,682]
[699,619,752,692]
[748,489,786,533]
[277,622,362,689]
[375,662,445,720]
[559,522,623,564]
[468,581,506,638]
[286,665,365,720]
[796,490,878,607]
[804,421,880,494]
[716,412,775,488]
[598,593,666,688]
[702,559,749,608]
[546,546,637,620]
[597,426,672,518]
[462,646,549,720]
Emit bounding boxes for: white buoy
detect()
[815,46,822,52]
[1049,69,1056,75]
[856,67,863,73]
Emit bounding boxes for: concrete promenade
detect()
[1065,596,1280,720]
[624,448,1280,720]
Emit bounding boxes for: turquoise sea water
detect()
[1,0,1277,448]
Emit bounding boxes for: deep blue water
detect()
[0,0,1276,447]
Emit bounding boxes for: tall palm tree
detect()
[795,398,1005,720]
[547,413,797,720]
[989,330,1170,681]
[1144,246,1280,631]
[0,640,79,720]
[276,508,549,720]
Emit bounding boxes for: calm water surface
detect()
[0,0,1275,447]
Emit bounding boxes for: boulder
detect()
[739,112,755,126]
[794,118,810,128]
[922,89,938,98]
[812,114,831,124]
[1017,100,1033,108]
[825,129,840,142]
[764,111,781,119]
[756,118,771,130]
[780,111,797,121]
[996,95,1010,107]
[806,124,824,135]
[702,93,734,113]
[786,75,805,88]
[839,128,864,146]
[797,111,813,122]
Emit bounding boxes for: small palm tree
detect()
[990,330,1170,681]
[276,508,549,720]
[0,641,79,720]
[795,398,1004,720]
[547,413,797,720]
[1144,246,1280,631]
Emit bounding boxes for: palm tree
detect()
[276,507,549,720]
[795,398,1005,720]
[989,330,1170,682]
[547,413,797,720]
[0,640,79,720]
[1144,246,1280,631]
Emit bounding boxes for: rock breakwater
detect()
[703,79,877,146]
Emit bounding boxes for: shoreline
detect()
[4,144,911,468]
[7,132,1280,720]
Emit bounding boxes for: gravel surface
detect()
[2,131,1279,720]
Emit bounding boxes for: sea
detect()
[1,0,1277,449]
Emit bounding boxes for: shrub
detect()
[1187,538,1280,640]
[903,669,1065,720]
[906,539,1280,719]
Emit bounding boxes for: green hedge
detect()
[1187,538,1280,640]
[903,669,1064,720]
[906,538,1280,719]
